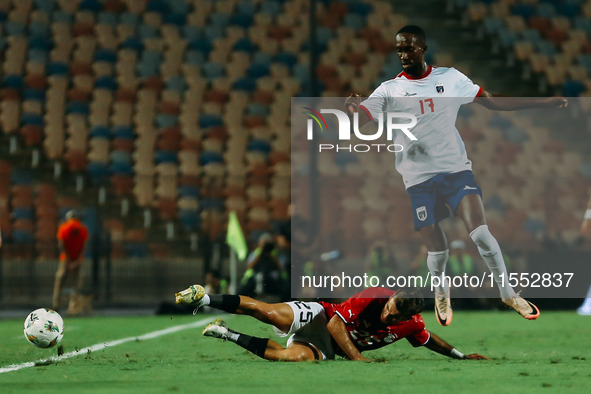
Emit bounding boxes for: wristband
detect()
[584,209,591,220]
[450,348,465,359]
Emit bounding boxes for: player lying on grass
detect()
[175,284,489,362]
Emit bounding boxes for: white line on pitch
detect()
[0,317,211,374]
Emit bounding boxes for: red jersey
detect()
[57,219,88,261]
[320,287,430,356]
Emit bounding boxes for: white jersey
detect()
[360,66,481,188]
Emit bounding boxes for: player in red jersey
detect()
[175,284,489,361]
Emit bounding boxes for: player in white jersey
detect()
[346,25,568,326]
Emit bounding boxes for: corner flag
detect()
[226,211,248,261]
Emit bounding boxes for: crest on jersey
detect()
[435,83,444,94]
[416,206,427,221]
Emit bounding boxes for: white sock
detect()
[470,224,515,299]
[228,332,240,342]
[202,294,211,306]
[427,250,450,297]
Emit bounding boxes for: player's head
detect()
[395,25,428,76]
[65,210,80,220]
[381,288,425,324]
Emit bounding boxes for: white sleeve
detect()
[452,68,482,104]
[359,83,389,121]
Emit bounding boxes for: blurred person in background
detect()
[52,210,88,312]
[239,232,288,300]
[578,196,591,315]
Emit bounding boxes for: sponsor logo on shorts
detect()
[416,206,427,221]
[463,185,478,191]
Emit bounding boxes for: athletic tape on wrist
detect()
[450,348,465,359]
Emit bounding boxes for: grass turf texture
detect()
[0,311,589,393]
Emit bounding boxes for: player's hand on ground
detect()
[465,353,490,360]
[345,93,361,115]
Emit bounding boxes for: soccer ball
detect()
[23,308,65,348]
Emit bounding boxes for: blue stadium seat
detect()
[343,14,365,30]
[199,114,223,129]
[186,50,206,65]
[260,1,281,17]
[231,14,253,28]
[200,151,224,165]
[248,139,272,154]
[201,62,225,79]
[511,4,536,20]
[200,198,224,210]
[27,49,48,64]
[29,22,49,38]
[125,242,150,258]
[275,52,298,69]
[67,102,90,115]
[110,151,134,175]
[165,13,186,26]
[155,150,178,164]
[169,0,191,14]
[156,114,178,128]
[535,40,556,57]
[28,36,52,51]
[204,25,225,41]
[165,76,187,93]
[484,194,506,212]
[557,3,580,18]
[94,48,118,63]
[233,38,258,53]
[12,207,33,220]
[498,30,518,48]
[12,229,34,244]
[79,0,102,12]
[501,126,528,144]
[349,1,373,16]
[4,75,24,91]
[484,17,504,35]
[521,29,543,44]
[179,209,201,231]
[188,39,212,54]
[210,12,230,29]
[178,186,200,198]
[90,126,111,139]
[11,169,33,185]
[536,3,557,19]
[23,89,46,101]
[578,54,591,74]
[524,217,546,235]
[5,21,26,36]
[95,75,118,90]
[52,11,72,24]
[183,25,202,41]
[120,12,139,27]
[121,37,144,52]
[562,80,585,97]
[21,113,44,126]
[146,0,170,14]
[87,162,110,183]
[246,103,270,117]
[139,24,159,39]
[247,63,270,79]
[112,126,135,140]
[98,12,119,26]
[34,0,55,12]
[488,115,513,130]
[232,78,256,92]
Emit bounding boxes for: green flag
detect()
[226,211,248,260]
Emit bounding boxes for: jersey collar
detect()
[401,65,432,80]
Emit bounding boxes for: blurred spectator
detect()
[364,240,398,283]
[239,233,287,300]
[52,210,89,312]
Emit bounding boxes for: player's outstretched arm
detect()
[326,315,370,362]
[424,332,490,360]
[476,89,568,111]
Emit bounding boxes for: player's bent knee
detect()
[469,224,499,252]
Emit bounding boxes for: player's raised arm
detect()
[326,314,370,362]
[424,332,490,360]
[475,89,568,111]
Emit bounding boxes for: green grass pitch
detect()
[1,310,590,393]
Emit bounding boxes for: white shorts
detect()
[273,301,335,360]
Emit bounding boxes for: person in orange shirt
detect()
[52,210,89,311]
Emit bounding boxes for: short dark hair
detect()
[396,25,427,47]
[393,288,425,316]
